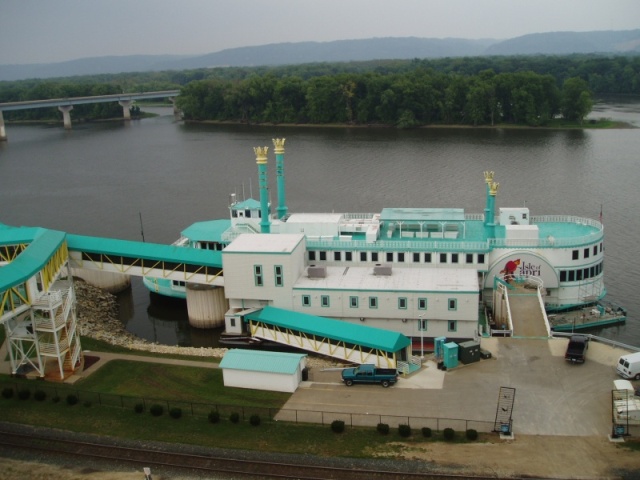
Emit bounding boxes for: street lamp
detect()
[418,314,424,361]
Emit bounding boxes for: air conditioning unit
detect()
[374,263,392,276]
[308,265,327,278]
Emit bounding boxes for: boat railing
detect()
[306,237,490,252]
[531,215,603,230]
[551,331,640,353]
[342,213,380,221]
[465,213,484,221]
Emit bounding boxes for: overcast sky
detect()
[2,0,639,65]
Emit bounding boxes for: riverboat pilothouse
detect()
[143,138,626,344]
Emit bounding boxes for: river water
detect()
[1,98,639,348]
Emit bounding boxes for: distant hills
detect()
[1,29,639,82]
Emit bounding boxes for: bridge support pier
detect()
[169,98,181,120]
[118,100,132,120]
[71,269,131,293]
[58,105,73,130]
[186,284,227,328]
[0,110,6,141]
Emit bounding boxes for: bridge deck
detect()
[508,288,549,337]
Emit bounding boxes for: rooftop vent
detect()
[374,263,392,276]
[308,265,327,278]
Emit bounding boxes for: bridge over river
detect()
[0,90,180,140]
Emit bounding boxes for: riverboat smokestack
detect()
[273,138,288,220]
[254,146,271,233]
[483,171,499,238]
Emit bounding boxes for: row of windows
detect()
[301,295,458,311]
[254,265,285,287]
[571,243,602,261]
[559,261,603,283]
[308,250,486,265]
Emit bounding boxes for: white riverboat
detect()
[143,139,625,342]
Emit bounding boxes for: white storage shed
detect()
[219,349,308,393]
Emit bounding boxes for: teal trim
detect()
[398,297,408,309]
[448,298,458,311]
[349,296,359,308]
[245,306,411,352]
[321,295,330,307]
[418,298,428,310]
[302,295,311,307]
[369,296,378,309]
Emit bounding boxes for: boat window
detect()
[321,295,330,307]
[349,296,359,308]
[369,296,378,309]
[245,209,251,217]
[372,252,379,262]
[386,252,393,262]
[572,250,579,260]
[424,253,432,263]
[334,251,341,261]
[451,253,459,264]
[440,253,447,263]
[576,269,583,281]
[346,252,352,261]
[398,297,407,309]
[583,248,590,259]
[302,295,311,307]
[466,253,473,264]
[232,210,238,218]
[478,254,485,264]
[560,271,567,282]
[360,252,367,262]
[593,245,598,256]
[398,252,405,263]
[448,298,457,311]
[568,270,575,282]
[230,318,236,327]
[418,298,427,310]
[319,251,327,261]
[413,252,420,263]
[308,251,316,261]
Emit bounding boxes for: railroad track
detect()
[0,427,514,480]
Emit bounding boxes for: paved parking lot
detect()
[284,337,632,436]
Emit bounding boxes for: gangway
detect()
[244,306,412,369]
[492,276,550,338]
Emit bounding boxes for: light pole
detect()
[419,314,424,360]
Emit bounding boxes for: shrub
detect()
[149,404,164,417]
[421,427,432,438]
[52,395,60,403]
[34,390,47,401]
[83,401,92,408]
[208,410,220,424]
[443,427,455,441]
[466,429,478,441]
[2,388,14,399]
[398,424,412,438]
[249,414,261,426]
[17,389,31,401]
[134,403,144,414]
[169,407,182,419]
[229,412,240,424]
[331,420,345,433]
[66,394,79,406]
[377,423,390,435]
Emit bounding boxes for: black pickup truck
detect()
[565,335,589,363]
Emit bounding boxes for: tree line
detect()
[1,54,638,126]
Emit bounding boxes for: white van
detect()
[616,352,640,380]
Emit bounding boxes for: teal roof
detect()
[0,228,66,291]
[66,234,223,267]
[232,198,261,210]
[220,349,306,374]
[181,219,231,242]
[245,306,410,352]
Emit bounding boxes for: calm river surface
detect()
[1,99,639,347]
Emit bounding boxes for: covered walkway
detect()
[245,306,412,369]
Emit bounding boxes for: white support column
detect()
[58,105,73,130]
[118,100,132,120]
[0,110,6,141]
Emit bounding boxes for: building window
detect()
[593,245,597,256]
[274,265,284,287]
[309,251,316,261]
[230,318,236,327]
[369,296,378,309]
[560,271,567,282]
[568,270,575,281]
[448,298,457,311]
[319,251,327,261]
[424,253,432,263]
[349,296,359,308]
[572,250,579,260]
[254,265,263,286]
[398,252,405,263]
[334,251,341,261]
[478,253,485,264]
[451,253,459,264]
[321,295,330,307]
[600,242,603,253]
[583,248,590,259]
[360,251,367,262]
[419,318,428,331]
[466,253,473,264]
[302,295,311,307]
[418,298,427,310]
[346,252,353,261]
[448,320,457,332]
[398,297,407,309]
[413,252,420,263]
[386,252,393,262]
[440,253,447,263]
[372,252,379,262]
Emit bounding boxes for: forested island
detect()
[1,54,639,128]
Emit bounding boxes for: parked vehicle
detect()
[341,364,398,387]
[564,335,589,363]
[616,351,640,380]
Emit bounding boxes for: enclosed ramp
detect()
[244,306,411,368]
